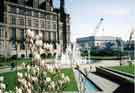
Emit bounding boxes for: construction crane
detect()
[93,18,104,36]
[128,28,134,48]
[127,28,134,63]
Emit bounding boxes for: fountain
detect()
[55,42,82,66]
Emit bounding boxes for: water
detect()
[75,70,99,93]
[84,78,98,93]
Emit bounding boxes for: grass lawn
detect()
[111,64,135,75]
[0,71,17,91]
[61,68,78,91]
[0,68,78,91]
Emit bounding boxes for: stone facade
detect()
[0,0,70,57]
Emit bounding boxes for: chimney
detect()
[60,0,65,12]
[50,0,53,7]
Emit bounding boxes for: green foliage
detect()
[111,64,135,75]
[40,53,46,59]
[0,69,78,91]
[61,69,78,91]
[21,54,25,58]
[0,71,17,91]
[0,58,31,67]
[29,54,32,58]
[10,55,17,60]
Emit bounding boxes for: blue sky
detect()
[53,0,135,41]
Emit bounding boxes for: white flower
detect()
[33,53,41,61]
[39,48,44,54]
[40,60,45,67]
[27,89,32,93]
[43,72,47,77]
[58,80,63,86]
[31,77,38,82]
[0,77,4,82]
[27,29,34,38]
[50,81,55,89]
[0,83,6,89]
[17,72,23,78]
[28,82,31,88]
[35,66,40,73]
[24,72,28,77]
[35,40,43,47]
[31,68,36,75]
[54,64,59,70]
[22,63,25,68]
[30,39,33,44]
[43,43,47,49]
[39,32,43,38]
[27,74,31,80]
[61,73,65,79]
[27,65,31,72]
[31,31,35,38]
[64,76,70,83]
[46,77,51,82]
[35,35,40,40]
[47,65,54,73]
[0,89,2,93]
[16,87,22,93]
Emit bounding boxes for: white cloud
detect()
[95,8,129,16]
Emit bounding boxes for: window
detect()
[27,18,31,26]
[33,11,39,17]
[0,26,4,38]
[50,32,56,41]
[52,15,57,21]
[52,22,57,30]
[33,19,38,27]
[40,13,44,18]
[11,28,16,48]
[46,15,51,20]
[48,32,51,41]
[10,15,16,25]
[18,8,25,15]
[20,29,25,49]
[40,20,44,28]
[26,10,32,16]
[18,17,24,25]
[45,21,51,30]
[59,24,63,31]
[67,25,70,31]
[8,6,16,13]
[44,31,49,41]
[0,26,4,47]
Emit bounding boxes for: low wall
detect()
[96,67,134,85]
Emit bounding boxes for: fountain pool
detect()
[75,69,102,93]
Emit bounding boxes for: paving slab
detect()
[80,69,119,93]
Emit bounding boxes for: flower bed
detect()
[0,68,78,92]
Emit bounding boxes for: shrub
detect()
[29,54,32,58]
[11,55,17,60]
[47,53,52,58]
[21,54,25,58]
[40,53,46,59]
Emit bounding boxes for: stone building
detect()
[0,0,70,57]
